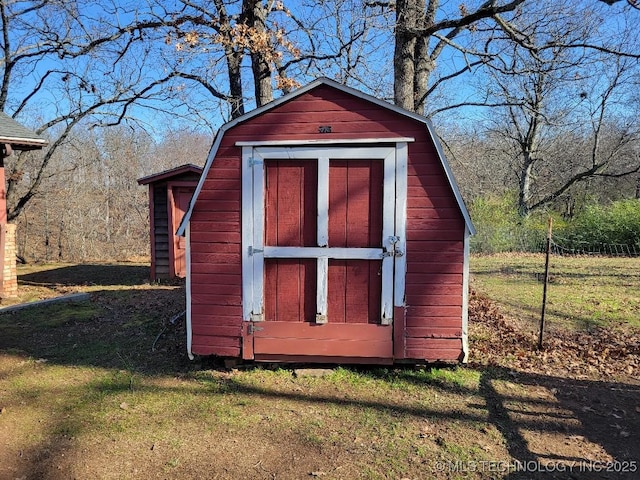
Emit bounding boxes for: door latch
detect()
[382,236,403,258]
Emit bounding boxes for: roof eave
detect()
[137,163,203,185]
[0,136,48,150]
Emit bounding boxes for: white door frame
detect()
[240,140,409,326]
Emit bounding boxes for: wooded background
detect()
[2,0,639,262]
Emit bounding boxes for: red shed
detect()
[178,78,475,364]
[137,164,202,281]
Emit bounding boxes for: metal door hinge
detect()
[249,158,263,167]
[247,323,264,335]
[249,246,264,256]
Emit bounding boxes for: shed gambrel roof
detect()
[0,112,48,150]
[178,77,475,236]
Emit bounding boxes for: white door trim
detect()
[242,144,409,324]
[236,137,415,147]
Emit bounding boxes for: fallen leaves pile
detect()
[468,291,640,381]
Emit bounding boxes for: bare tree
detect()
[4,0,640,261]
[15,125,212,263]
[389,0,640,116]
[392,0,530,114]
[2,0,381,223]
[479,2,640,216]
[0,0,202,221]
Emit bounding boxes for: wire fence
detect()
[470,221,640,257]
[548,237,640,257]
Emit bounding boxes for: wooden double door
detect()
[241,145,407,361]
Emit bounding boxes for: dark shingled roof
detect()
[137,164,203,185]
[0,112,48,150]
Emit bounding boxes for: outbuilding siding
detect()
[186,82,469,362]
[152,184,170,278]
[138,165,201,281]
[189,151,243,356]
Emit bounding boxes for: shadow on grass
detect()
[479,369,639,479]
[18,263,152,287]
[1,263,188,374]
[362,364,639,479]
[218,368,639,479]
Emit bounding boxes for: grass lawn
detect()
[471,253,640,331]
[0,261,638,479]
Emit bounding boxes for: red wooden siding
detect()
[253,323,393,359]
[265,160,317,246]
[138,167,200,281]
[189,154,242,357]
[403,136,465,361]
[188,83,467,362]
[169,186,194,278]
[328,160,383,248]
[327,260,381,325]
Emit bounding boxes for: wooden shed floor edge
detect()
[252,354,394,365]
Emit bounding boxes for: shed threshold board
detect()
[235,137,415,146]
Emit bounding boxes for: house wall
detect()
[189,84,465,361]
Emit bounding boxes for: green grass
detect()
[471,253,640,330]
[0,261,638,479]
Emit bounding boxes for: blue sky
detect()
[5,0,638,140]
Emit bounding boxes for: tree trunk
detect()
[44,205,50,262]
[394,0,422,111]
[215,0,245,119]
[244,0,273,107]
[57,217,64,260]
[518,152,535,217]
[413,32,429,114]
[224,46,245,119]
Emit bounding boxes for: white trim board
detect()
[185,222,194,360]
[241,147,254,322]
[244,144,407,325]
[264,246,384,260]
[253,145,395,160]
[236,138,415,146]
